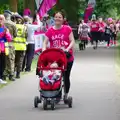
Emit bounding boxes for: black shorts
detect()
[91,31,99,42]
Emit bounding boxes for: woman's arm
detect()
[42,36,49,51]
[5,28,12,42]
[66,32,75,52]
[78,24,82,34]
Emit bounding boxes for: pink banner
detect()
[84,0,96,23]
[38,0,57,17]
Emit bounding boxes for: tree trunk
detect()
[9,0,18,12]
[23,0,35,16]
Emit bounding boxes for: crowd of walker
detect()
[78,15,120,50]
[0,9,119,96]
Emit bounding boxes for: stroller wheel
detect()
[51,99,55,110]
[34,96,39,108]
[43,99,47,110]
[68,96,73,108]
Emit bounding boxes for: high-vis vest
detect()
[0,28,9,55]
[5,42,9,55]
[14,24,26,51]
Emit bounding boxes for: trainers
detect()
[9,75,16,81]
[0,79,7,84]
[16,72,20,79]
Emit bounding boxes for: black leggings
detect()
[104,34,111,46]
[22,44,35,71]
[0,53,6,79]
[91,32,99,47]
[64,61,73,94]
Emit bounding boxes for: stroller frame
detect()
[34,48,73,110]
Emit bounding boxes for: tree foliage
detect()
[0,4,9,14]
[49,0,80,22]
[1,0,120,21]
[93,0,120,19]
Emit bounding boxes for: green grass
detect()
[116,39,120,65]
[0,55,39,89]
[116,46,120,64]
[115,39,120,81]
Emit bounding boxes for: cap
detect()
[108,18,113,22]
[4,10,12,15]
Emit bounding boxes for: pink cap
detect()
[108,18,113,22]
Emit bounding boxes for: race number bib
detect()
[52,40,68,48]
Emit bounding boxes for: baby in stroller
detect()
[42,62,61,85]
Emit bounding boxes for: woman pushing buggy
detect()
[35,11,75,110]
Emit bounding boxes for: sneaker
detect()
[9,75,16,81]
[0,79,7,84]
[16,72,20,79]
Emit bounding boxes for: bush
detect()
[0,4,10,14]
[117,32,120,42]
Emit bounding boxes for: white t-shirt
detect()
[26,24,41,44]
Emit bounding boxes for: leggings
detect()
[112,33,117,43]
[91,32,99,47]
[105,34,111,46]
[0,53,6,79]
[64,61,73,94]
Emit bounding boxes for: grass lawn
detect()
[115,39,120,82]
[0,55,39,89]
[116,46,120,65]
[116,39,120,65]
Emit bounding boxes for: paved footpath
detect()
[0,46,120,120]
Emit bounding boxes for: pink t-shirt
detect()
[45,25,74,62]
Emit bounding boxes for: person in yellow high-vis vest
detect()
[14,16,27,79]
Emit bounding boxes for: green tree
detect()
[9,0,18,12]
[93,0,120,19]
[0,4,10,14]
[50,0,81,22]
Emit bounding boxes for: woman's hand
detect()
[64,48,69,52]
[42,36,49,52]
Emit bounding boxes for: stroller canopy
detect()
[37,48,67,70]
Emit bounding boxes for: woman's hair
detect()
[0,14,5,21]
[53,11,65,19]
[79,20,83,23]
[24,16,31,23]
[33,13,37,23]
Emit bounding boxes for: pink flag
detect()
[38,0,57,18]
[84,0,96,23]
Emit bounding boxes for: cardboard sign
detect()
[34,32,45,53]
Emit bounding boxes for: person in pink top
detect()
[42,11,75,101]
[23,8,31,17]
[0,15,12,84]
[90,17,100,49]
[98,17,106,42]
